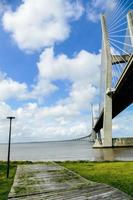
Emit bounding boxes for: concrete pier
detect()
[113,138,133,147]
[94,137,133,148]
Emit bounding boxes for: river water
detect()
[0,140,133,161]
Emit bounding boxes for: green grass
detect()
[59,161,133,197]
[0,162,17,200]
[0,161,33,200]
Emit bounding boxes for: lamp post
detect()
[7,116,15,178]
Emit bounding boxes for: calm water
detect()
[0,140,133,161]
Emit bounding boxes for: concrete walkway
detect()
[8,162,132,200]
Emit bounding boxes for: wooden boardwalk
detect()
[8,162,132,200]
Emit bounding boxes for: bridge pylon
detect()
[90,104,96,142]
[101,15,113,147]
[127,11,133,46]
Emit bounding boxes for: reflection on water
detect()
[0,140,133,161]
[98,148,115,161]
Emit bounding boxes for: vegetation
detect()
[0,162,17,200]
[0,161,34,200]
[59,161,133,197]
[0,161,133,199]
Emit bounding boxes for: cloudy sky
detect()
[0,0,132,143]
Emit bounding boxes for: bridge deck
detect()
[94,55,133,132]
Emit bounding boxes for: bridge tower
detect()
[93,11,133,148]
[90,104,96,142]
[101,15,113,147]
[127,11,133,46]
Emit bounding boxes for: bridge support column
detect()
[91,129,96,141]
[127,11,133,46]
[90,104,96,142]
[101,15,112,147]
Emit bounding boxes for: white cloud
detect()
[60,82,97,111]
[0,47,100,107]
[37,47,100,109]
[0,70,58,102]
[0,72,28,101]
[0,101,89,142]
[30,79,58,103]
[38,47,100,83]
[87,0,117,22]
[0,100,132,143]
[0,47,102,142]
[26,48,100,141]
[2,0,84,51]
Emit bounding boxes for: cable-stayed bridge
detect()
[46,2,133,146]
[91,2,133,147]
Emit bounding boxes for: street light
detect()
[7,116,15,178]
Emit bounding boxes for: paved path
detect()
[8,162,132,200]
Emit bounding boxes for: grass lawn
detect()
[0,162,17,200]
[0,161,32,200]
[59,161,133,197]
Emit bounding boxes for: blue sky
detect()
[0,0,132,143]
